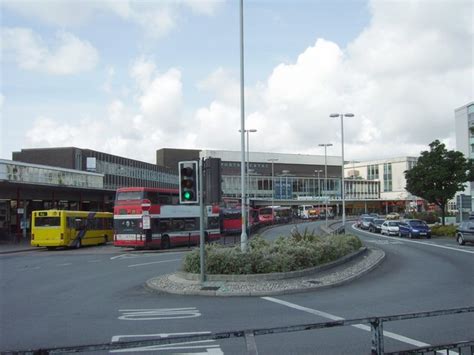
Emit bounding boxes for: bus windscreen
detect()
[116,191,144,201]
[34,217,61,227]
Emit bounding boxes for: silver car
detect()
[456,222,474,245]
[381,221,400,236]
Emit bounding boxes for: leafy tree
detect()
[405,140,473,225]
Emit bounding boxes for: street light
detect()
[330,113,354,231]
[314,169,323,211]
[239,0,247,252]
[319,143,333,227]
[239,128,257,231]
[268,158,279,221]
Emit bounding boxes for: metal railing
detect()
[6,306,473,354]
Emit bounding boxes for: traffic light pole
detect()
[199,158,205,284]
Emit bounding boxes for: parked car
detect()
[360,216,375,230]
[369,218,385,233]
[381,221,400,236]
[386,212,400,220]
[369,213,379,218]
[398,219,431,238]
[356,214,370,228]
[455,221,474,245]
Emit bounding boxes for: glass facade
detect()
[0,160,103,189]
[83,152,177,191]
[367,164,379,180]
[383,163,392,192]
[222,175,380,201]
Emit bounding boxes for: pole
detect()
[324,146,329,227]
[340,115,346,230]
[272,160,274,218]
[199,159,205,283]
[246,130,250,233]
[239,0,248,252]
[317,171,321,211]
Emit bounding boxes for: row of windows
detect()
[383,163,393,192]
[221,162,269,169]
[115,217,220,234]
[367,164,379,180]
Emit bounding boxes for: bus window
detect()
[207,217,219,229]
[158,219,171,233]
[171,219,185,231]
[116,191,144,201]
[184,218,198,231]
[35,217,60,227]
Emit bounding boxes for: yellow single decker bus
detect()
[31,210,113,249]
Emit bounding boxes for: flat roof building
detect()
[455,101,474,210]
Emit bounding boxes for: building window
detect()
[383,163,392,192]
[367,164,379,180]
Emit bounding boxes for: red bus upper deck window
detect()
[116,191,144,201]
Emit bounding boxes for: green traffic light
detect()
[183,191,192,200]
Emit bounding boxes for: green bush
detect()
[182,233,363,275]
[431,225,457,237]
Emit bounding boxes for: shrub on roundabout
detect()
[182,230,362,275]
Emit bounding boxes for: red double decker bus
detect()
[220,207,260,235]
[113,187,221,249]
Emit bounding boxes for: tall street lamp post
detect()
[330,113,354,231]
[268,158,278,220]
[319,143,333,227]
[239,0,247,252]
[315,169,323,210]
[239,129,257,232]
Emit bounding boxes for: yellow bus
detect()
[31,210,113,249]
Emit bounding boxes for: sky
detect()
[1,0,473,164]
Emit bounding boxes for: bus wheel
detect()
[161,235,170,250]
[101,236,108,245]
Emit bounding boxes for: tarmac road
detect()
[0,221,473,354]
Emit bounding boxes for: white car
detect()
[381,221,400,236]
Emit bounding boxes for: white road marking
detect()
[364,239,404,245]
[110,332,223,354]
[118,308,201,320]
[127,258,181,268]
[262,297,458,355]
[57,263,72,266]
[352,225,474,255]
[111,254,135,260]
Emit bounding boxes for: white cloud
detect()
[4,0,222,39]
[181,0,223,16]
[1,27,99,74]
[193,0,473,160]
[23,57,187,163]
[21,0,473,162]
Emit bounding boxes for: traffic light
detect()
[179,161,199,204]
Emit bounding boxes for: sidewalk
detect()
[0,239,40,254]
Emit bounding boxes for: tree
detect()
[405,140,473,225]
